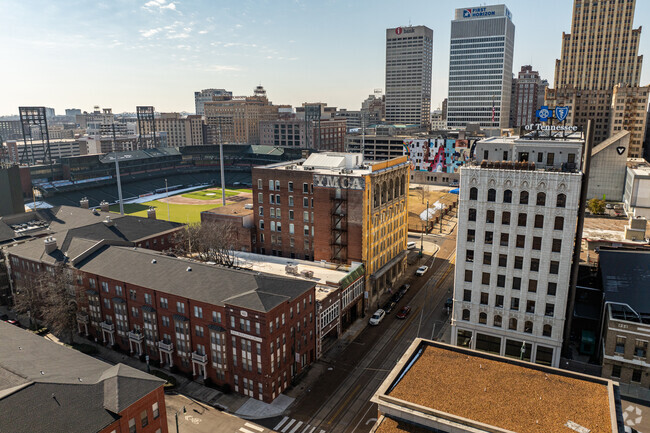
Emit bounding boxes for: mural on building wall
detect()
[403,138,475,173]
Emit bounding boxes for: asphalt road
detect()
[257,233,458,433]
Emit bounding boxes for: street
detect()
[256,232,457,433]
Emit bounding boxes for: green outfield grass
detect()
[110,200,219,223]
[181,188,242,201]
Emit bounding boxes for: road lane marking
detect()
[240,428,257,433]
[245,423,264,432]
[288,421,303,433]
[305,427,316,433]
[327,382,362,424]
[274,417,289,431]
[281,419,296,433]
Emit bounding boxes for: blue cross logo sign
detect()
[536,106,552,122]
[555,106,569,122]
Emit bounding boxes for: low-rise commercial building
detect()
[201,201,255,252]
[0,321,168,433]
[624,158,650,218]
[587,130,630,202]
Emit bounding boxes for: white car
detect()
[415,265,429,276]
[407,241,416,250]
[369,309,386,325]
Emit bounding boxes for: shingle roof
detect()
[73,245,315,312]
[0,321,164,433]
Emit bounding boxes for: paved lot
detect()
[622,399,649,433]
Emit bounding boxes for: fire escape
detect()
[331,188,348,263]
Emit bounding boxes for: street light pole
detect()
[165,178,170,221]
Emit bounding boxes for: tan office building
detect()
[139,113,203,148]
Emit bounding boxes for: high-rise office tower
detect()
[546,0,648,157]
[385,26,433,128]
[511,66,548,127]
[451,135,584,367]
[446,5,515,129]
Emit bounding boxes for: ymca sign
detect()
[313,174,365,190]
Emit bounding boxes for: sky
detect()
[1,0,649,116]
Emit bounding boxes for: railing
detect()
[192,352,208,364]
[76,312,89,324]
[100,321,114,332]
[128,330,144,342]
[157,340,174,352]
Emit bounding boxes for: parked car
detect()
[416,265,429,276]
[396,306,412,319]
[399,284,410,297]
[369,309,386,325]
[392,292,402,303]
[407,241,416,250]
[384,301,397,314]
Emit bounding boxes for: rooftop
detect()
[600,249,650,317]
[0,321,164,433]
[627,158,650,177]
[372,339,621,433]
[202,201,254,217]
[258,153,408,176]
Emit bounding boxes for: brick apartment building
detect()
[259,117,347,152]
[0,321,168,433]
[7,241,316,403]
[252,152,409,308]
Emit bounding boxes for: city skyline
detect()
[1,0,650,117]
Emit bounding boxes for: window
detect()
[162,316,170,327]
[549,261,559,274]
[510,297,519,311]
[495,295,504,308]
[534,214,544,228]
[545,303,555,317]
[176,301,185,314]
[102,281,109,293]
[512,277,521,290]
[141,409,148,428]
[194,306,203,318]
[129,418,136,433]
[632,369,642,382]
[195,325,204,337]
[144,293,152,305]
[552,239,562,253]
[129,289,137,301]
[468,208,476,221]
[520,191,529,205]
[543,324,552,337]
[524,321,533,334]
[482,272,490,285]
[494,315,502,327]
[288,181,293,192]
[269,179,274,190]
[556,193,566,208]
[635,340,647,358]
[304,225,309,236]
[259,220,265,230]
[483,252,492,265]
[526,300,536,314]
[213,311,221,323]
[487,189,496,202]
[516,234,525,248]
[152,402,160,419]
[615,336,626,354]
[484,231,493,244]
[466,250,474,262]
[611,365,622,378]
[303,183,309,193]
[469,187,478,200]
[500,233,509,246]
[509,317,518,330]
[480,292,489,305]
[547,282,557,296]
[528,279,537,293]
[258,193,263,203]
[259,206,264,217]
[503,189,512,203]
[536,192,546,206]
[288,196,294,207]
[269,194,275,204]
[554,216,564,230]
[479,312,487,324]
[303,197,308,207]
[497,275,505,287]
[502,211,510,225]
[486,210,495,224]
[289,223,294,234]
[275,194,280,204]
[467,229,475,242]
[289,210,294,220]
[532,237,542,250]
[517,213,527,227]
[463,289,472,302]
[498,254,507,267]
[462,309,470,321]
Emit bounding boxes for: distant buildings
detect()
[546,0,648,156]
[194,88,232,116]
[452,133,584,367]
[139,112,204,148]
[510,65,548,127]
[65,108,82,116]
[0,321,168,433]
[259,117,346,151]
[447,5,514,129]
[385,26,433,127]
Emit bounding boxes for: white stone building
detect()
[451,134,583,367]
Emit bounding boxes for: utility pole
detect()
[165,178,170,221]
[112,124,124,215]
[218,117,226,207]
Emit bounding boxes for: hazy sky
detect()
[1,0,649,116]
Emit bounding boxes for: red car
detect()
[396,306,412,319]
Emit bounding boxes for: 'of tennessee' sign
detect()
[313,174,365,190]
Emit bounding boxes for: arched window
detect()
[543,324,552,337]
[394,178,399,199]
[520,191,529,205]
[503,189,512,203]
[381,181,387,204]
[374,188,379,208]
[494,315,502,328]
[556,193,566,208]
[479,312,487,324]
[388,179,394,201]
[469,187,478,200]
[524,321,533,334]
[400,175,405,195]
[536,192,546,206]
[509,318,518,330]
[487,188,496,202]
[462,309,470,321]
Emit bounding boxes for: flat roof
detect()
[373,340,620,433]
[202,201,254,216]
[600,249,650,314]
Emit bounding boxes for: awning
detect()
[370,250,408,281]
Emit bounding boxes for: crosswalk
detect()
[238,422,265,433]
[273,416,326,433]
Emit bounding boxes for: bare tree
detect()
[173,221,237,267]
[12,273,45,329]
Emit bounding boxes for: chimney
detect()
[100,200,109,212]
[80,197,89,209]
[103,216,114,227]
[147,207,156,219]
[44,237,57,254]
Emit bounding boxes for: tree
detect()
[173,221,237,266]
[12,273,45,329]
[587,198,606,215]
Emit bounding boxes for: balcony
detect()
[100,321,114,332]
[128,330,144,343]
[192,351,208,364]
[157,340,174,353]
[76,312,89,324]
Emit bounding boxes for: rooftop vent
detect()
[103,216,114,227]
[44,237,57,254]
[151,259,157,264]
[186,266,192,272]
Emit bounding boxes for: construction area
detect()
[407,184,458,234]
